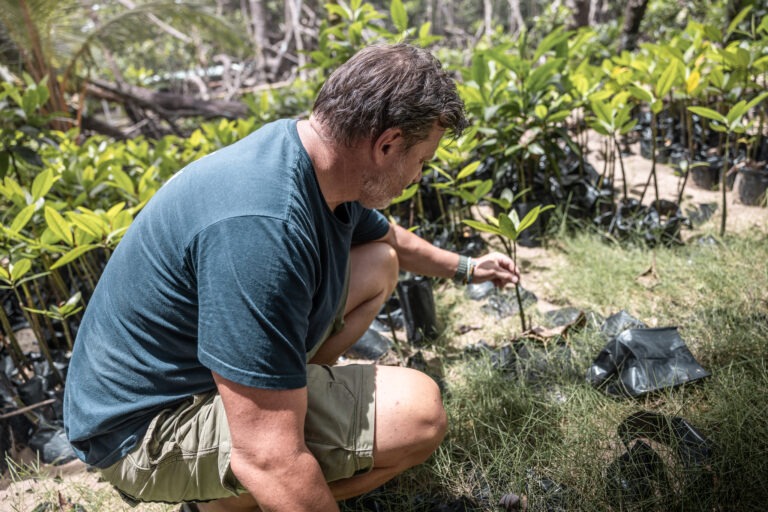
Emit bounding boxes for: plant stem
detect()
[0,302,31,381]
[17,284,63,384]
[720,135,730,237]
[613,134,628,201]
[512,241,526,332]
[676,98,695,206]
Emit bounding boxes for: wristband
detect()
[454,255,473,285]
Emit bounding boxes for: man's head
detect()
[312,43,468,150]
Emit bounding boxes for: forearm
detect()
[232,448,339,512]
[381,223,520,288]
[386,224,460,278]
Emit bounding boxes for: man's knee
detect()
[369,242,399,294]
[374,366,447,467]
[351,242,399,296]
[411,373,447,458]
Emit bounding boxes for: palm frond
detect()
[64,2,245,81]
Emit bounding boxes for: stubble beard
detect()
[359,159,406,210]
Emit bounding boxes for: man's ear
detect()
[372,127,403,163]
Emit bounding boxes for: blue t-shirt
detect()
[63,119,390,468]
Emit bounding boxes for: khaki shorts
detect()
[101,267,376,504]
[101,364,376,504]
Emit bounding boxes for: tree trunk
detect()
[507,0,525,36]
[84,78,249,138]
[483,0,493,42]
[566,0,591,29]
[620,0,649,52]
[248,0,268,76]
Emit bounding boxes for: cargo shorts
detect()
[101,269,376,504]
[100,363,376,504]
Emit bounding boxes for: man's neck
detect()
[296,117,366,212]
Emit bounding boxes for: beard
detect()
[359,157,408,210]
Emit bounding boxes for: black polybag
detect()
[605,411,715,509]
[396,277,438,346]
[586,327,710,397]
[346,328,391,360]
[27,422,77,465]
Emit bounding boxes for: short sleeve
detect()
[351,207,390,243]
[190,216,316,389]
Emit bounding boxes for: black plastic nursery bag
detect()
[586,327,710,397]
[396,277,438,346]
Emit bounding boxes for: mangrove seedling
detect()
[463,203,554,332]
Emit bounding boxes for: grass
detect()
[5,229,767,511]
[1,455,175,512]
[343,228,768,511]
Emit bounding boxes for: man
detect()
[64,43,520,511]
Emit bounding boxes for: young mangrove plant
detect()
[463,203,554,332]
[688,92,768,235]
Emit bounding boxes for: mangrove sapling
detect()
[675,57,707,206]
[629,56,684,208]
[688,91,768,235]
[463,203,553,332]
[25,292,82,351]
[588,92,637,202]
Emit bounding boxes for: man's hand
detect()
[213,372,339,512]
[471,252,520,288]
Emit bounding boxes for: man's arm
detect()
[213,372,339,512]
[377,223,520,288]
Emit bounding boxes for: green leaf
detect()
[498,213,518,240]
[50,244,100,270]
[746,91,768,112]
[3,176,26,202]
[8,259,32,283]
[655,59,681,98]
[474,179,493,199]
[10,203,37,234]
[471,52,488,90]
[726,100,749,126]
[109,168,135,194]
[45,206,73,245]
[390,183,418,205]
[462,219,503,236]
[526,59,563,94]
[390,0,408,33]
[629,84,653,103]
[533,26,569,61]
[31,168,57,201]
[590,99,612,125]
[10,259,32,282]
[619,119,639,135]
[66,211,105,239]
[457,161,481,181]
[726,5,753,39]
[688,106,727,124]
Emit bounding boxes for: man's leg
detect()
[309,241,399,365]
[197,242,443,511]
[198,365,446,511]
[328,364,447,499]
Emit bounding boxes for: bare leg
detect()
[198,345,445,512]
[310,241,399,365]
[329,365,447,499]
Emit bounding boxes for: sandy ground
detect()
[1,140,766,512]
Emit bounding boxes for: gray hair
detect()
[312,43,468,149]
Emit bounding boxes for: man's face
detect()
[359,125,444,209]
